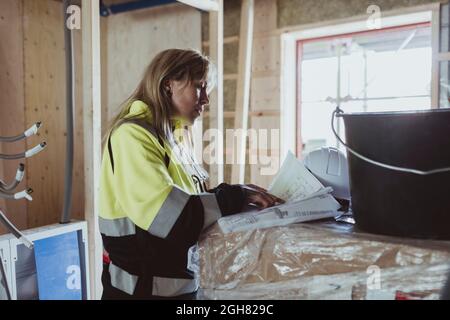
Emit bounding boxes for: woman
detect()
[99,49,282,299]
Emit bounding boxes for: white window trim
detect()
[280,4,440,160]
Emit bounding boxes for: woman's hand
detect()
[240,184,285,210]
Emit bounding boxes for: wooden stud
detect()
[82,0,102,300]
[438,52,450,61]
[252,35,280,74]
[253,0,277,34]
[223,73,238,80]
[249,115,280,188]
[208,0,224,185]
[202,35,239,47]
[251,75,281,111]
[231,0,254,184]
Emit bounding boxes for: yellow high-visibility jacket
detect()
[99,100,245,299]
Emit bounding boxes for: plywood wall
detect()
[0,0,27,233]
[0,0,84,234]
[102,3,202,130]
[0,0,202,235]
[22,0,85,227]
[249,0,280,188]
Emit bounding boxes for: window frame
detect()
[298,22,431,155]
[280,5,440,158]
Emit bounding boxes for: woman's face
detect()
[168,79,209,124]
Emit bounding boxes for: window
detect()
[297,23,432,156]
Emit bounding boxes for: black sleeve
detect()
[163,184,246,247]
[160,183,246,246]
[164,196,205,248]
[208,183,246,216]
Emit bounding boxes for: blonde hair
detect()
[106,48,215,143]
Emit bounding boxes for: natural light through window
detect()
[299,24,432,156]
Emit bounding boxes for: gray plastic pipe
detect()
[0,122,41,143]
[0,188,33,201]
[0,163,25,191]
[0,142,47,160]
[0,209,34,249]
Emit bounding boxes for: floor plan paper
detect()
[268,151,324,202]
[218,194,341,234]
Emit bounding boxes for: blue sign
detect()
[33,231,82,300]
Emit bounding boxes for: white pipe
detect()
[25,142,47,158]
[24,122,42,137]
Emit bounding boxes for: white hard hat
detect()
[303,147,351,200]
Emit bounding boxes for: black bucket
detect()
[338,108,450,239]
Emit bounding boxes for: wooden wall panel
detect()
[23,0,84,228]
[1,0,203,236]
[23,0,64,227]
[252,35,280,74]
[102,3,202,124]
[0,0,27,234]
[250,0,281,185]
[1,0,201,235]
[254,0,277,34]
[251,75,281,110]
[249,116,280,188]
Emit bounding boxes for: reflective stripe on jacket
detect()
[99,100,245,298]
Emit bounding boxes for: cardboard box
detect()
[196,221,450,300]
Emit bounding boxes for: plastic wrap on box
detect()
[198,263,449,300]
[196,222,450,300]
